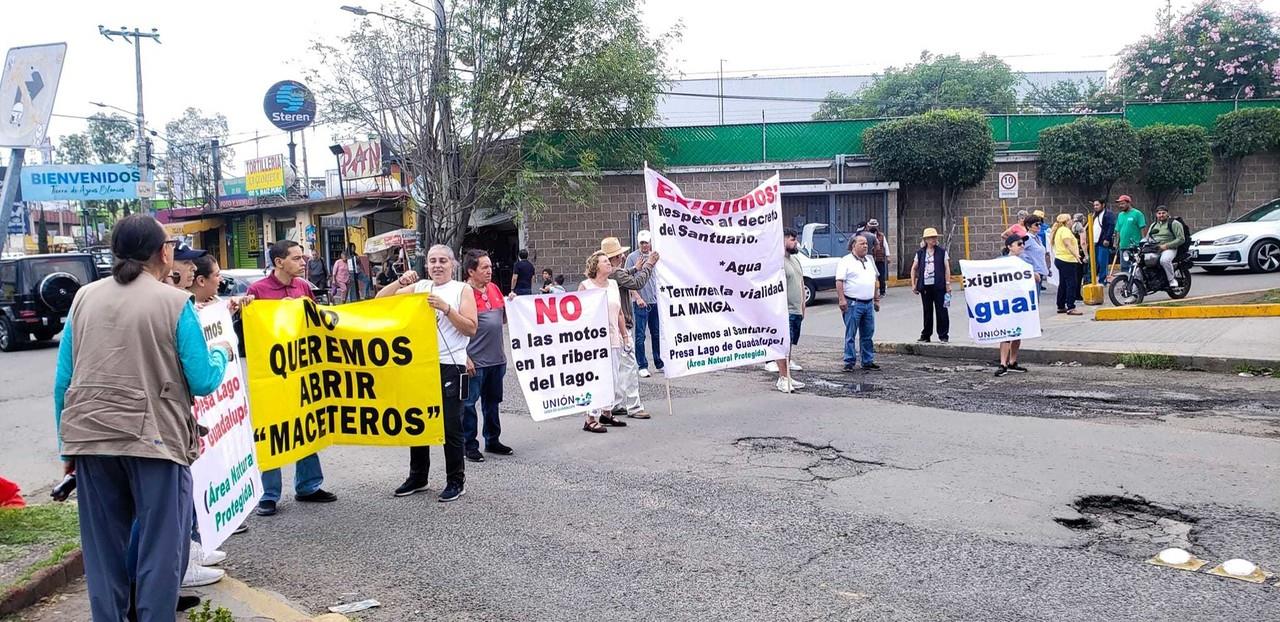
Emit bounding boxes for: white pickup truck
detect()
[796,223,843,305]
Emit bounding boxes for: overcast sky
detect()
[3,0,1278,177]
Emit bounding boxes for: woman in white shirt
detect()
[578,251,630,433]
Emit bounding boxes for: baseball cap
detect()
[1116,195,1132,203]
[174,244,208,261]
[637,230,652,243]
[1004,234,1028,247]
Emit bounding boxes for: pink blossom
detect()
[1209,29,1221,42]
[1243,86,1255,97]
[1186,92,1197,99]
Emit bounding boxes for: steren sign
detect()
[263,80,316,132]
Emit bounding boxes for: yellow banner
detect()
[243,296,443,471]
[245,168,284,194]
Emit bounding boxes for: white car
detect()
[1190,198,1280,273]
[796,223,843,305]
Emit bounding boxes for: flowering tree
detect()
[1112,0,1280,101]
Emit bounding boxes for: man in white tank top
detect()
[375,244,478,502]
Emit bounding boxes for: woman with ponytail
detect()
[53,214,234,619]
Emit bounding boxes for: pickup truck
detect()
[795,223,843,305]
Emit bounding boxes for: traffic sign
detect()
[998,171,1018,199]
[0,43,67,148]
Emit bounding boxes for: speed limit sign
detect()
[998,171,1018,199]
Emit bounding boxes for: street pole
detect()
[0,149,25,255]
[330,146,351,256]
[99,26,160,212]
[718,59,725,125]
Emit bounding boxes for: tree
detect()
[1213,107,1280,216]
[863,109,994,251]
[310,0,676,253]
[159,108,234,206]
[55,133,93,164]
[1020,77,1122,113]
[814,52,1018,120]
[1112,0,1280,102]
[1039,117,1140,199]
[1137,124,1213,206]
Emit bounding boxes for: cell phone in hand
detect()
[459,372,471,401]
[51,473,76,502]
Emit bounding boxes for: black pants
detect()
[410,364,466,486]
[920,285,949,340]
[874,260,887,295]
[1055,260,1079,310]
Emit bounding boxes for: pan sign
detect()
[998,171,1018,199]
[263,80,315,131]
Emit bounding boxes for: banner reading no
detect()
[243,296,443,470]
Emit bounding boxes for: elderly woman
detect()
[578,250,630,433]
[54,214,231,620]
[1051,213,1084,315]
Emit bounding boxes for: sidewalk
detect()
[806,270,1280,365]
[10,575,347,622]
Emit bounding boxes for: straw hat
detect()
[921,227,940,239]
[599,237,630,258]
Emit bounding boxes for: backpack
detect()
[1147,217,1193,259]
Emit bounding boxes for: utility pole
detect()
[98,25,159,212]
[416,0,450,273]
[718,59,725,125]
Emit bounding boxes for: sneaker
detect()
[862,362,881,371]
[775,377,793,393]
[393,477,430,497]
[994,365,1009,377]
[195,543,227,566]
[939,337,949,343]
[764,361,780,373]
[486,442,514,455]
[296,489,337,503]
[789,378,806,389]
[842,363,855,372]
[176,595,202,612]
[1007,363,1029,373]
[466,450,486,463]
[232,523,248,535]
[789,360,803,371]
[439,482,465,502]
[255,500,277,516]
[638,368,652,378]
[181,564,225,588]
[655,365,665,374]
[917,336,931,343]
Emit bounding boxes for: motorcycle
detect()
[1107,238,1194,306]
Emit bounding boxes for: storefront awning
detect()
[320,204,382,228]
[364,229,419,256]
[163,218,224,236]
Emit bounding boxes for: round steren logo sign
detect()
[263,80,316,131]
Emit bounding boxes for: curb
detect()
[203,576,350,622]
[0,548,83,617]
[1096,303,1280,321]
[875,341,1279,374]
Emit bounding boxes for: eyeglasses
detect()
[164,239,180,247]
[1010,241,1025,247]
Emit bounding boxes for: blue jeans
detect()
[789,313,803,347]
[463,364,506,452]
[842,301,876,365]
[633,304,663,370]
[260,454,324,503]
[1093,244,1112,281]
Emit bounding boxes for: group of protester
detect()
[303,245,410,304]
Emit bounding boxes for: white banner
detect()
[644,167,789,378]
[507,289,616,421]
[960,257,1043,345]
[191,301,262,555]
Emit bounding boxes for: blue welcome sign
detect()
[20,164,147,201]
[263,80,316,131]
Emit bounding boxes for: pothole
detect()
[804,377,883,397]
[1056,495,1200,558]
[733,436,887,482]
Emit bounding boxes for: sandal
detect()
[599,414,628,427]
[583,420,608,433]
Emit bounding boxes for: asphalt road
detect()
[4,278,1279,620]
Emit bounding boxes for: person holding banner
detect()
[54,214,233,621]
[624,230,664,378]
[377,244,477,502]
[768,228,806,393]
[1050,214,1084,315]
[247,241,339,516]
[579,250,630,432]
[461,249,515,462]
[602,237,658,420]
[836,236,881,371]
[995,234,1037,377]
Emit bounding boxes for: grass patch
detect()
[1116,353,1180,370]
[1234,365,1280,378]
[0,504,80,594]
[1149,288,1280,307]
[187,600,235,622]
[4,541,79,593]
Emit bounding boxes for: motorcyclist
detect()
[1147,205,1186,288]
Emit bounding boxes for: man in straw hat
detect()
[909,227,951,344]
[601,236,660,419]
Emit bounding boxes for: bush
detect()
[1138,124,1212,205]
[1214,108,1280,158]
[1039,117,1140,196]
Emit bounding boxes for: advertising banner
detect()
[960,256,1043,345]
[190,301,261,555]
[506,288,616,421]
[339,140,385,180]
[245,155,286,197]
[19,164,146,201]
[243,295,443,470]
[644,167,789,378]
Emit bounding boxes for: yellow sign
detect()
[245,168,284,196]
[243,295,443,470]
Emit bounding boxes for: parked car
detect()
[220,268,325,302]
[796,223,843,305]
[1190,198,1280,273]
[84,246,113,280]
[0,253,99,351]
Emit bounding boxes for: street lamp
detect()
[330,144,351,257]
[339,4,432,29]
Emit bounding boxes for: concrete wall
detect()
[525,152,1280,280]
